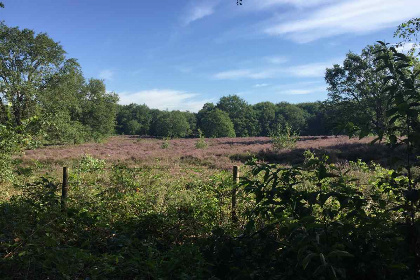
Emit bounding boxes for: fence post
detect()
[61,167,68,212]
[232,165,239,223]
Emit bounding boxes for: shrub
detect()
[270,123,299,150]
[161,137,170,149]
[195,129,208,149]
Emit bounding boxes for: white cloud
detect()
[249,0,334,9]
[183,1,219,25]
[254,83,270,88]
[286,61,335,77]
[213,69,276,80]
[99,69,114,81]
[279,85,326,95]
[264,0,420,43]
[396,42,420,53]
[118,89,210,112]
[284,89,312,95]
[213,59,338,80]
[265,55,288,64]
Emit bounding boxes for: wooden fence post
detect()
[61,167,68,212]
[232,165,239,223]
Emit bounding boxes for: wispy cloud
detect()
[254,83,270,88]
[99,69,114,81]
[264,0,420,43]
[265,55,288,64]
[213,69,276,80]
[213,59,338,80]
[286,61,336,77]
[118,89,211,112]
[276,84,327,95]
[182,1,219,25]
[248,0,334,9]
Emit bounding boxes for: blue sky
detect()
[2,0,420,111]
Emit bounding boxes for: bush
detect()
[161,137,170,149]
[195,129,208,149]
[270,123,299,150]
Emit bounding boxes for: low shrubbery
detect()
[1,151,418,279]
[270,123,299,151]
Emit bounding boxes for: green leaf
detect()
[302,253,318,269]
[327,250,354,258]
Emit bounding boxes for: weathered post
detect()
[232,165,239,223]
[61,167,68,212]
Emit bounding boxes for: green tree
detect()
[116,104,152,135]
[182,111,197,137]
[199,108,236,138]
[0,23,66,126]
[325,44,395,136]
[297,102,331,135]
[253,101,276,136]
[275,102,307,133]
[80,79,119,139]
[153,111,190,138]
[216,95,258,137]
[37,59,88,143]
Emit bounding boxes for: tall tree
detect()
[325,44,394,136]
[81,79,119,139]
[199,108,236,138]
[0,23,66,126]
[253,101,276,136]
[216,95,258,137]
[275,102,307,133]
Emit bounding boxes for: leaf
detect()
[327,250,354,258]
[302,253,318,269]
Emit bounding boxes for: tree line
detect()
[116,97,332,138]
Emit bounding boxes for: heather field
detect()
[20,135,386,170]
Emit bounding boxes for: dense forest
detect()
[1,1,420,278]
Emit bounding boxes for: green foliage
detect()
[195,129,208,149]
[298,102,332,135]
[325,44,395,136]
[253,101,277,136]
[394,18,420,55]
[216,95,258,137]
[0,161,233,279]
[199,107,236,138]
[80,79,119,140]
[78,154,106,173]
[153,111,191,138]
[0,23,119,145]
[161,137,170,149]
[0,117,39,182]
[275,102,307,133]
[234,152,419,279]
[270,123,299,150]
[0,23,65,126]
[116,104,152,135]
